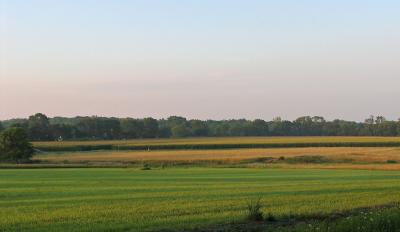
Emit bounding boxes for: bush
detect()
[141,163,151,170]
[0,127,34,163]
[266,213,276,222]
[285,155,330,164]
[246,197,263,221]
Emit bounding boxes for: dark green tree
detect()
[397,119,400,136]
[51,124,75,140]
[189,120,208,136]
[28,113,52,141]
[171,124,190,138]
[167,116,187,127]
[142,118,159,138]
[0,127,34,163]
[120,118,144,138]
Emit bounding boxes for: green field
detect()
[1,168,400,231]
[33,136,400,152]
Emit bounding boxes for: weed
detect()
[246,197,264,221]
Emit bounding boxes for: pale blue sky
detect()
[1,0,400,121]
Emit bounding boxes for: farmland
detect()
[33,136,400,152]
[2,168,400,232]
[3,137,400,231]
[35,147,400,165]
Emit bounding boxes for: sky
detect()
[1,0,400,121]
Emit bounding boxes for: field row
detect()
[1,168,400,231]
[33,136,400,152]
[33,147,400,169]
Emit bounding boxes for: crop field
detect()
[33,136,400,152]
[5,137,400,231]
[1,168,400,232]
[35,147,400,164]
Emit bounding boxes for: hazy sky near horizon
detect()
[1,0,400,121]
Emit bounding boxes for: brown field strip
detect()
[35,147,400,164]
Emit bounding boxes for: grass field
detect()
[2,168,400,231]
[33,136,400,152]
[5,137,400,231]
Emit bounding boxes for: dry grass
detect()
[35,147,400,164]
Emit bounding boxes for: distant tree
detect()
[189,120,208,136]
[375,116,386,124]
[1,118,29,128]
[2,114,400,140]
[0,127,34,163]
[75,117,96,139]
[269,120,292,136]
[362,115,376,136]
[9,121,29,130]
[142,118,158,138]
[157,126,172,138]
[294,116,316,135]
[51,124,75,140]
[120,118,144,138]
[376,121,398,136]
[28,113,52,141]
[365,115,375,125]
[171,124,190,138]
[397,119,400,136]
[214,122,230,136]
[229,120,246,136]
[167,116,187,127]
[0,122,3,132]
[75,117,121,140]
[98,118,121,139]
[322,120,340,136]
[245,119,268,136]
[337,121,360,136]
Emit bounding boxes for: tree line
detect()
[1,113,400,141]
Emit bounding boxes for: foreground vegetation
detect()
[3,135,400,231]
[1,168,400,231]
[279,206,400,232]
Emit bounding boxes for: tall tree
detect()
[171,124,190,138]
[120,118,144,138]
[28,113,52,141]
[142,118,158,138]
[189,120,208,136]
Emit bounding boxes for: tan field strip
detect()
[35,147,400,163]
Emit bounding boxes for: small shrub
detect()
[141,163,151,170]
[387,160,397,164]
[254,157,274,163]
[246,197,263,221]
[285,155,330,164]
[266,213,277,222]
